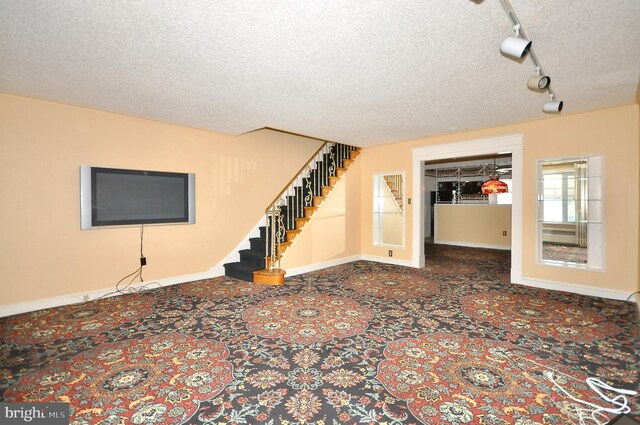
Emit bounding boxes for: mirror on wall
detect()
[373,173,404,247]
[537,156,603,269]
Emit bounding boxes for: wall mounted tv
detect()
[80,166,195,230]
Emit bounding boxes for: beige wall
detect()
[2,93,638,307]
[360,105,639,293]
[0,94,322,305]
[435,205,511,249]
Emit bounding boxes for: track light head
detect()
[500,36,531,59]
[527,75,551,91]
[542,100,563,113]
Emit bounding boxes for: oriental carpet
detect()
[1,245,638,424]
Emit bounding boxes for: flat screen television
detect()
[80,166,195,229]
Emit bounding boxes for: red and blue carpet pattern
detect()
[1,245,638,424]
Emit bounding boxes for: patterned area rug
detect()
[1,245,638,424]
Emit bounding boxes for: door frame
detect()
[411,133,524,284]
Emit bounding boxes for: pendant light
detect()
[481,159,509,195]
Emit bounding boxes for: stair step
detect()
[313,195,325,207]
[253,268,285,285]
[249,237,266,253]
[296,217,310,229]
[343,158,354,167]
[321,186,331,197]
[286,229,301,242]
[278,241,292,253]
[224,262,260,282]
[265,257,280,270]
[329,175,340,186]
[239,249,266,268]
[304,206,317,217]
[336,167,346,177]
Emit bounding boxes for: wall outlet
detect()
[503,231,508,236]
[388,250,393,257]
[407,198,412,205]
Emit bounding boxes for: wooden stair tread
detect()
[278,241,292,252]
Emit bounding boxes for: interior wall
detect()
[0,94,322,306]
[435,204,511,249]
[360,105,639,294]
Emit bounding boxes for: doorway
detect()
[411,134,524,284]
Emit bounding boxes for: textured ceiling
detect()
[1,1,638,147]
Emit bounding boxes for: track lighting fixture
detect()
[542,94,563,112]
[498,0,564,113]
[500,29,531,59]
[527,67,550,91]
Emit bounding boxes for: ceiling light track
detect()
[498,0,563,113]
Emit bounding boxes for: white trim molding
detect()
[434,240,511,251]
[359,255,414,267]
[412,133,524,283]
[285,256,363,277]
[517,277,636,301]
[285,255,414,278]
[0,269,219,318]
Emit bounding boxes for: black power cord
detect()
[115,225,146,295]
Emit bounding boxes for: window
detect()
[542,173,575,223]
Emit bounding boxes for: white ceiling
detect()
[1,1,638,147]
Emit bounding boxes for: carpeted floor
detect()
[542,242,588,264]
[1,245,638,424]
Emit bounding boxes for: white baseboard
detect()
[359,255,414,267]
[3,255,634,317]
[434,239,511,251]
[0,269,219,318]
[285,254,414,278]
[285,255,362,277]
[516,276,635,301]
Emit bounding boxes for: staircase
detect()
[223,142,361,284]
[383,174,404,212]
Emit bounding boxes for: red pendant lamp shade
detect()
[481,177,509,194]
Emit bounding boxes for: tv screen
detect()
[80,166,195,229]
